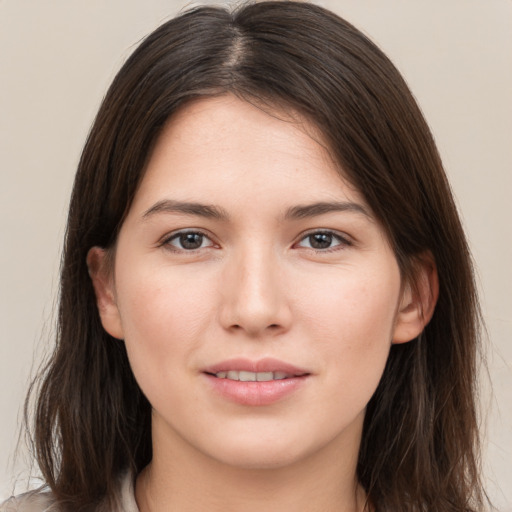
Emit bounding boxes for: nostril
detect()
[229,323,282,334]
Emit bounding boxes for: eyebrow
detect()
[284,201,370,220]
[142,199,229,221]
[142,199,370,222]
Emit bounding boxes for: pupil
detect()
[180,233,203,249]
[310,233,332,249]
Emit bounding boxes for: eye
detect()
[296,231,350,251]
[164,231,214,251]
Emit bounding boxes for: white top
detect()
[0,473,139,512]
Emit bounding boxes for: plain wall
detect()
[1,0,511,509]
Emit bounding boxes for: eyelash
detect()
[160,229,352,254]
[160,229,215,252]
[295,230,352,252]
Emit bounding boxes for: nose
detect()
[219,247,292,337]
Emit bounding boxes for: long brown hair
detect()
[28,2,485,510]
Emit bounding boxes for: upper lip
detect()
[203,357,310,376]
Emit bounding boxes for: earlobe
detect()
[86,247,124,340]
[392,254,439,344]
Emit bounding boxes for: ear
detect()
[86,247,124,340]
[392,253,439,344]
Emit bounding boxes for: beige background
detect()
[1,0,511,509]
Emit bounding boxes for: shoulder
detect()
[0,491,57,512]
[0,472,138,512]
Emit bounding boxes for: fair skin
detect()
[88,95,437,512]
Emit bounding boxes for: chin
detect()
[207,443,307,470]
[196,425,336,471]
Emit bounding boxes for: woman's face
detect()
[91,95,419,470]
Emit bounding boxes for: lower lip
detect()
[204,374,308,406]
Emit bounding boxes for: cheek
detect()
[118,260,216,327]
[297,265,400,400]
[300,266,399,340]
[114,262,218,382]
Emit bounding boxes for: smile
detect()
[203,357,310,379]
[202,358,310,406]
[214,370,293,381]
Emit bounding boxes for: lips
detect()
[203,357,309,377]
[214,370,290,381]
[202,358,310,406]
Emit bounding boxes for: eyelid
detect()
[159,228,217,251]
[157,228,352,253]
[294,229,353,251]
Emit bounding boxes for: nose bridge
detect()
[220,241,291,336]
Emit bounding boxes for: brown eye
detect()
[309,233,334,249]
[297,231,350,251]
[166,231,213,250]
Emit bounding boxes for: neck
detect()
[136,416,368,512]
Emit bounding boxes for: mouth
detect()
[208,370,300,381]
[202,358,310,406]
[202,357,310,380]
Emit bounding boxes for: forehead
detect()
[160,95,332,165]
[129,94,369,217]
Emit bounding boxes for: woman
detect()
[2,1,486,511]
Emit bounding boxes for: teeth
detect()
[239,371,256,382]
[215,370,292,381]
[256,372,273,382]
